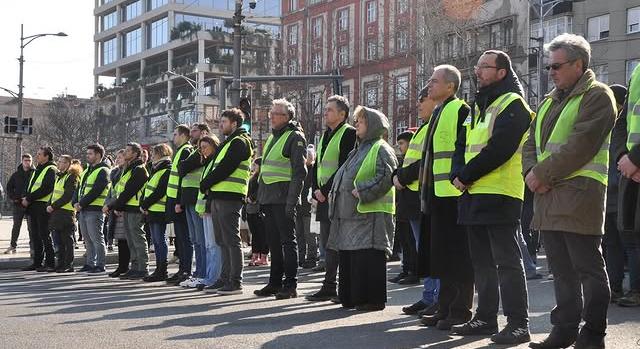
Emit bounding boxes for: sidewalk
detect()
[0,217,120,270]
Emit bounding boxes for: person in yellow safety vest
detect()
[254,98,308,300]
[400,88,441,317]
[104,142,149,280]
[449,50,532,344]
[165,124,194,285]
[613,67,640,308]
[325,105,397,312]
[47,155,81,273]
[199,108,253,295]
[194,135,223,291]
[176,123,212,289]
[306,95,357,303]
[522,34,617,349]
[74,143,111,274]
[140,144,173,282]
[21,146,58,272]
[409,65,474,332]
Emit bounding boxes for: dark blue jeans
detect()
[149,221,168,264]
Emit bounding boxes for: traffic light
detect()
[239,96,251,133]
[3,116,17,134]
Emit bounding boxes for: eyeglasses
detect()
[474,65,498,70]
[545,60,574,71]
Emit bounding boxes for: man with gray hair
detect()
[523,33,616,349]
[407,65,474,331]
[255,98,308,300]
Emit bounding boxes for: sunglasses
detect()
[545,60,575,71]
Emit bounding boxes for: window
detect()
[102,11,117,31]
[148,0,167,10]
[338,45,349,67]
[102,37,117,65]
[395,75,409,100]
[174,13,227,32]
[308,0,321,4]
[312,17,323,39]
[338,8,349,31]
[312,52,322,73]
[288,24,298,45]
[594,65,609,84]
[434,40,442,61]
[490,22,502,47]
[124,28,142,57]
[366,1,377,23]
[287,60,298,75]
[587,14,610,41]
[367,40,377,60]
[124,1,142,21]
[311,92,323,115]
[531,16,572,43]
[627,59,640,82]
[365,82,378,107]
[447,34,460,58]
[342,85,351,102]
[503,19,513,46]
[289,0,297,12]
[396,30,408,52]
[465,31,477,54]
[149,17,168,48]
[629,6,640,33]
[397,0,408,14]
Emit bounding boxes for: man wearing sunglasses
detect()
[450,50,533,344]
[523,34,616,349]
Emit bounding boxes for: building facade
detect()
[281,0,419,143]
[93,0,282,144]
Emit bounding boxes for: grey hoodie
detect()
[327,107,398,254]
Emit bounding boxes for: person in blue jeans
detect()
[141,144,172,282]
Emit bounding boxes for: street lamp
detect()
[16,24,67,165]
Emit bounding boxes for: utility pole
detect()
[231,0,244,107]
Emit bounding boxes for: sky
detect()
[0,1,95,100]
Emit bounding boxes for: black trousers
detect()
[117,239,130,270]
[263,204,298,289]
[247,213,269,254]
[467,223,529,326]
[339,249,387,306]
[52,214,75,269]
[438,275,474,320]
[542,231,610,335]
[396,220,417,274]
[319,220,339,289]
[602,212,624,292]
[29,202,54,267]
[10,204,30,248]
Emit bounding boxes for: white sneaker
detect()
[3,247,16,254]
[179,277,196,287]
[188,279,204,288]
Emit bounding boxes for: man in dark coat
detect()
[450,50,532,345]
[4,154,34,254]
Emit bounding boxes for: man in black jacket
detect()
[200,108,253,295]
[4,154,34,254]
[22,146,57,272]
[255,98,307,300]
[306,95,356,302]
[105,143,149,279]
[450,51,531,344]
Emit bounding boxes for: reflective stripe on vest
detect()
[355,139,395,214]
[317,124,351,187]
[28,164,57,203]
[432,98,467,197]
[260,130,293,184]
[115,165,146,207]
[402,122,428,191]
[535,83,610,186]
[79,166,110,207]
[627,64,640,151]
[51,172,74,211]
[195,158,215,215]
[211,134,253,195]
[464,92,534,200]
[167,143,192,199]
[144,168,169,213]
